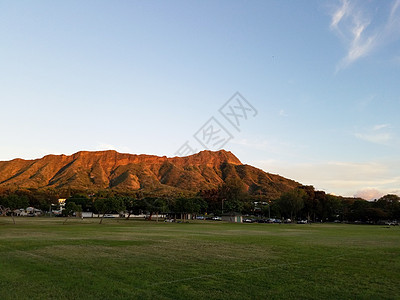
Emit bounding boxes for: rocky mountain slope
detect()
[0,150,299,197]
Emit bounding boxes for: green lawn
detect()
[0,218,399,299]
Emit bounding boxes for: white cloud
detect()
[330,0,350,30]
[388,0,400,29]
[372,124,390,131]
[391,0,400,17]
[330,0,400,71]
[354,188,384,200]
[253,159,400,199]
[355,132,392,144]
[354,123,394,144]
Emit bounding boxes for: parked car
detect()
[212,216,222,221]
[387,221,399,226]
[243,218,256,223]
[297,220,307,224]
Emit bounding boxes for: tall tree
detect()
[277,189,306,220]
[198,188,220,215]
[94,196,124,224]
[299,185,318,221]
[376,194,400,219]
[218,177,247,214]
[0,194,29,224]
[66,194,92,212]
[62,201,83,224]
[173,196,206,220]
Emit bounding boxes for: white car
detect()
[297,220,307,224]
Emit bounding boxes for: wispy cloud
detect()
[354,123,393,144]
[330,0,400,71]
[389,0,400,28]
[279,109,288,117]
[330,0,350,30]
[372,124,389,131]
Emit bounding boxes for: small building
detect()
[221,213,243,223]
[58,199,67,207]
[82,212,94,218]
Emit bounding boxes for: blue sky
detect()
[1,0,399,199]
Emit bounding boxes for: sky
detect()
[1,0,399,200]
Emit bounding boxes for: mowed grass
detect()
[0,218,399,300]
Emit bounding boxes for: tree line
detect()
[1,183,399,223]
[274,186,400,222]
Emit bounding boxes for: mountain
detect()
[0,150,300,197]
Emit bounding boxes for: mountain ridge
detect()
[0,150,299,197]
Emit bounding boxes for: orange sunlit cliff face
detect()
[0,150,299,196]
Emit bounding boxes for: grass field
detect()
[0,218,399,299]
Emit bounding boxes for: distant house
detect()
[82,212,94,218]
[221,213,243,223]
[26,207,42,216]
[58,199,66,207]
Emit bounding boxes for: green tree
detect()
[142,196,171,222]
[123,196,135,220]
[348,199,370,222]
[94,196,124,224]
[299,185,319,221]
[364,207,388,222]
[22,188,59,211]
[173,196,206,221]
[0,194,29,224]
[218,177,247,214]
[375,194,400,219]
[277,189,306,220]
[62,201,83,224]
[66,194,92,212]
[124,192,149,219]
[198,188,220,215]
[64,201,82,217]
